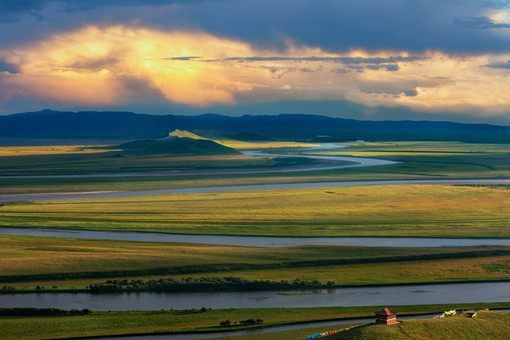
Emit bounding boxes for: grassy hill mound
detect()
[117,130,240,155]
[329,311,510,339]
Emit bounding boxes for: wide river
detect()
[3,282,510,311]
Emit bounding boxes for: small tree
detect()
[219,320,231,327]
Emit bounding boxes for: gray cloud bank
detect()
[484,59,510,69]
[454,16,510,29]
[1,0,510,54]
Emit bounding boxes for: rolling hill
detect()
[117,130,240,155]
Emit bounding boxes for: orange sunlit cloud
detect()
[1,25,510,114]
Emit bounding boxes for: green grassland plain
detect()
[2,235,510,291]
[2,184,509,237]
[1,305,509,340]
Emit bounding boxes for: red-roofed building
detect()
[375,308,397,325]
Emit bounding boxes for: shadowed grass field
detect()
[2,184,509,237]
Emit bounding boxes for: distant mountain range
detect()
[1,109,510,143]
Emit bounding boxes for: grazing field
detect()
[2,185,509,237]
[0,304,508,340]
[1,235,510,291]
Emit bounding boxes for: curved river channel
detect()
[0,143,397,179]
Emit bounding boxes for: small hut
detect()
[375,308,397,325]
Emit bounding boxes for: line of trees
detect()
[0,308,91,316]
[220,318,263,327]
[89,276,336,293]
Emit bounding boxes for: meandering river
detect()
[0,143,397,179]
[1,143,509,202]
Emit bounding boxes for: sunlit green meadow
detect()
[2,185,509,237]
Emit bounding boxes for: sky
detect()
[0,0,510,124]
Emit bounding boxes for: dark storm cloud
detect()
[2,0,510,54]
[484,59,510,69]
[160,0,510,53]
[0,0,46,15]
[454,16,510,29]
[402,89,418,97]
[0,59,19,74]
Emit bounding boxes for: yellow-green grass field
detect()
[0,145,120,157]
[1,235,510,291]
[1,304,508,340]
[0,140,314,157]
[2,185,509,237]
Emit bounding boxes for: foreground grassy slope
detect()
[1,305,509,340]
[2,185,509,237]
[1,235,510,290]
[329,311,510,340]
